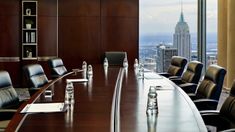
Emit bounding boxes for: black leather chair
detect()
[171,61,203,92]
[0,71,21,130]
[188,65,226,110]
[105,51,127,66]
[201,80,235,131]
[159,56,187,78]
[48,58,67,78]
[23,64,49,95]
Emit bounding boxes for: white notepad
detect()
[21,103,65,113]
[66,79,88,83]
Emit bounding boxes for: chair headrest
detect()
[49,58,64,68]
[205,65,226,83]
[0,71,12,88]
[187,61,203,72]
[171,56,187,67]
[24,64,45,77]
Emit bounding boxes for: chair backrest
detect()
[181,61,203,84]
[0,71,19,108]
[105,51,127,66]
[23,64,49,88]
[220,80,235,125]
[196,65,226,100]
[167,56,187,76]
[48,58,67,78]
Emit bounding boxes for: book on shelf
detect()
[31,32,35,43]
[25,32,29,43]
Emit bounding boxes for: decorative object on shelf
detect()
[26,8,31,15]
[26,49,32,58]
[25,19,33,29]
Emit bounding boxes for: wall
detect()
[218,0,235,88]
[58,0,139,69]
[0,0,21,86]
[0,0,139,86]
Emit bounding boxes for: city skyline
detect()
[140,0,217,35]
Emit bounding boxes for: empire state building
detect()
[173,11,191,60]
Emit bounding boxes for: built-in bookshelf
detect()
[22,1,37,60]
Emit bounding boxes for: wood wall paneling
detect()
[101,17,138,65]
[58,17,101,69]
[38,0,57,57]
[0,0,20,87]
[58,0,100,17]
[101,0,138,17]
[0,0,20,57]
[58,0,138,68]
[38,17,57,56]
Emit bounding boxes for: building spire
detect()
[179,0,184,22]
[181,0,183,13]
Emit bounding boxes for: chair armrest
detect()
[170,78,183,85]
[200,110,219,114]
[201,112,230,129]
[0,109,17,121]
[194,99,219,110]
[179,83,198,93]
[168,76,181,80]
[188,93,197,100]
[158,73,170,78]
[222,129,235,132]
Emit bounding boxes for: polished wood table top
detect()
[6,65,207,132]
[119,69,207,132]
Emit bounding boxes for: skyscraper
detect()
[156,44,177,72]
[173,11,191,60]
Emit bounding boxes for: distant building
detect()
[156,44,177,72]
[173,11,191,60]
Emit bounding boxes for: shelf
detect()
[22,57,38,60]
[22,1,37,60]
[22,28,37,30]
[22,43,37,45]
[23,15,36,17]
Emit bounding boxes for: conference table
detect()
[6,65,207,132]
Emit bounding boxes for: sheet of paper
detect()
[66,79,88,83]
[21,103,65,113]
[144,72,163,79]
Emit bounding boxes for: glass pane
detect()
[139,0,197,72]
[206,0,218,68]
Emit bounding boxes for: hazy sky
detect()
[140,0,218,35]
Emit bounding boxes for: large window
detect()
[206,0,218,68]
[139,0,197,72]
[140,0,218,73]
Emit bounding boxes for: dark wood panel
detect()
[0,0,20,57]
[0,16,20,57]
[38,0,57,17]
[38,16,57,56]
[0,62,21,87]
[58,0,100,17]
[0,0,20,16]
[101,17,138,65]
[101,0,138,17]
[58,17,101,69]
